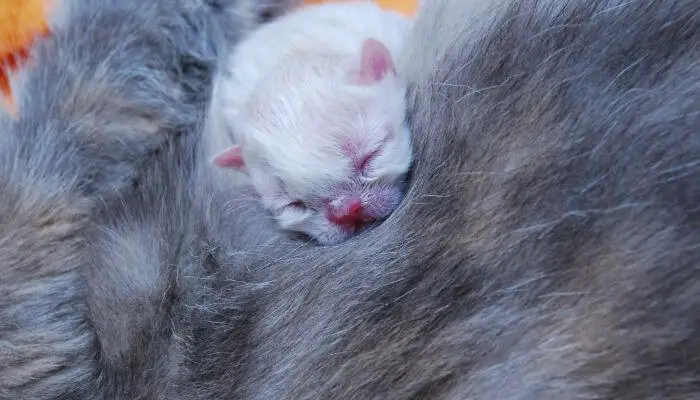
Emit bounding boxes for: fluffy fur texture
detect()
[0,0,297,398]
[206,1,412,244]
[1,0,699,398]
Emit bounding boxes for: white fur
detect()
[205,1,412,244]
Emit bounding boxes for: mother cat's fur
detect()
[0,0,699,398]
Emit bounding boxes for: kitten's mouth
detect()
[288,231,314,243]
[334,216,383,239]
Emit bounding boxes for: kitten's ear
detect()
[212,145,245,170]
[358,38,395,84]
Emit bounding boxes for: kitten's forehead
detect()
[244,56,409,199]
[248,76,386,150]
[266,142,353,196]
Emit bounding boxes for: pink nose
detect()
[327,200,375,229]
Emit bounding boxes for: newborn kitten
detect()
[205,1,412,245]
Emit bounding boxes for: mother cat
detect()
[0,0,698,398]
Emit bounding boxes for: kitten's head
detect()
[213,38,412,244]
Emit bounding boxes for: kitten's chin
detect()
[282,218,353,246]
[276,213,373,245]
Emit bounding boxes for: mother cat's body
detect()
[0,0,698,398]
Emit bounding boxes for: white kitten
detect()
[205,1,412,245]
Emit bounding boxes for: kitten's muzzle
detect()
[326,199,376,231]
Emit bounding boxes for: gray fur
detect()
[1,0,699,398]
[0,0,296,398]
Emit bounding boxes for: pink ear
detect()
[358,38,395,84]
[212,145,245,169]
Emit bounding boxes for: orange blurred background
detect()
[303,0,417,16]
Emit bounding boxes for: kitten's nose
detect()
[327,199,375,230]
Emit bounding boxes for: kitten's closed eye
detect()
[287,200,308,210]
[357,149,381,173]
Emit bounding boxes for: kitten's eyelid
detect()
[287,200,308,210]
[358,148,382,172]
